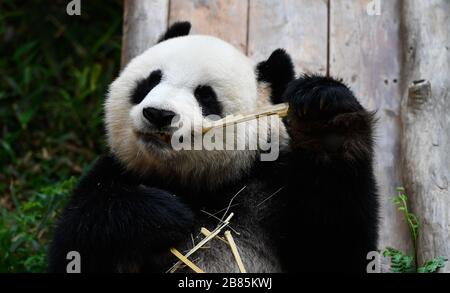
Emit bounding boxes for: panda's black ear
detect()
[256,49,295,104]
[158,21,191,43]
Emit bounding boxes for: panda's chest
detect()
[177,226,283,273]
[171,178,286,273]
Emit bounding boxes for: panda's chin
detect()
[135,131,173,153]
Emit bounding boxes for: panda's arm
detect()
[282,75,379,272]
[48,154,193,273]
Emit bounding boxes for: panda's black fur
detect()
[49,23,379,273]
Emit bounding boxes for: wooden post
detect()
[248,0,328,74]
[400,0,450,272]
[169,0,248,53]
[121,0,169,68]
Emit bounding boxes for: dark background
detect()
[0,0,122,272]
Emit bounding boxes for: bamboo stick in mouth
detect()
[202,103,289,134]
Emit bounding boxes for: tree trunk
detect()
[400,0,450,272]
[169,0,248,53]
[121,0,169,68]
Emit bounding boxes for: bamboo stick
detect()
[202,103,289,134]
[200,227,229,245]
[168,213,234,273]
[170,248,204,273]
[224,231,247,273]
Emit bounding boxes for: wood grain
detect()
[248,0,328,74]
[329,0,412,259]
[400,0,450,272]
[121,0,169,68]
[169,0,248,52]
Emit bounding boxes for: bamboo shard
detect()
[224,230,247,273]
[169,248,204,273]
[202,103,289,134]
[200,227,229,245]
[168,213,235,273]
[200,228,246,273]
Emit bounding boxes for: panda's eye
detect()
[130,70,162,105]
[194,85,223,117]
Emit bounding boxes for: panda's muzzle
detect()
[134,107,182,147]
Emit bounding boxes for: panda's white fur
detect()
[105,35,288,188]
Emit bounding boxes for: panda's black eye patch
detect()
[131,70,162,105]
[194,85,223,117]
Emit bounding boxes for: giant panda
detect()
[49,22,379,273]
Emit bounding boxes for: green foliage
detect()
[383,188,448,273]
[417,256,448,273]
[393,187,419,251]
[383,247,415,273]
[0,0,122,272]
[0,177,76,272]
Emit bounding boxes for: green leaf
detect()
[76,67,90,91]
[17,109,35,129]
[13,41,37,61]
[89,64,102,91]
[10,233,27,252]
[383,247,416,273]
[4,76,22,95]
[1,140,16,161]
[392,198,401,205]
[418,257,448,273]
[59,89,72,102]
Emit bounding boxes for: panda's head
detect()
[105,22,294,187]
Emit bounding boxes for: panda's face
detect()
[105,35,260,177]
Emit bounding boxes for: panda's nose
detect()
[142,107,177,128]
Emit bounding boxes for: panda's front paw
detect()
[286,75,363,121]
[284,75,375,159]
